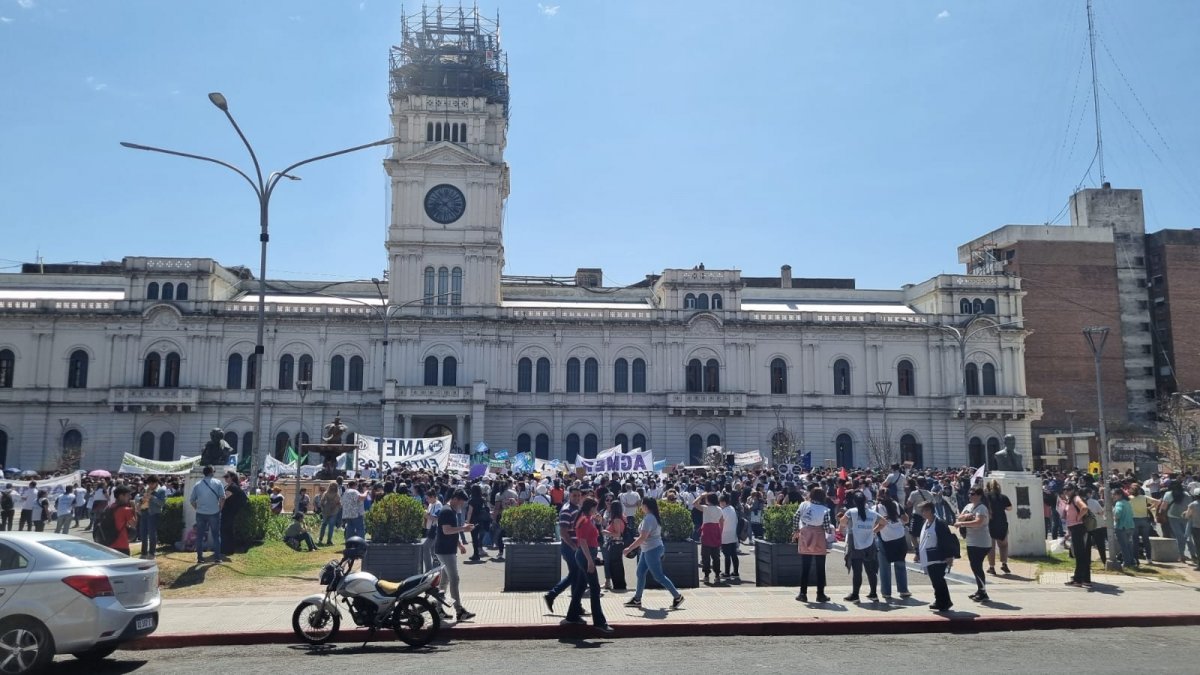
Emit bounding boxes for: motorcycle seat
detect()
[376,577,422,597]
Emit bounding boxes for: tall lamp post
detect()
[58,418,70,472]
[875,381,892,468]
[1082,326,1118,570]
[121,93,398,487]
[296,380,310,509]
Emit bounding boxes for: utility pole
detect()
[1083,326,1117,570]
[296,380,310,510]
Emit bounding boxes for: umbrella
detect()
[2,467,18,475]
[88,469,112,479]
[19,470,38,478]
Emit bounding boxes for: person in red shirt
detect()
[109,486,138,556]
[563,497,612,633]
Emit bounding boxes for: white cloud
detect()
[85,76,107,92]
[538,3,559,17]
[16,0,34,9]
[936,10,950,20]
[0,16,13,23]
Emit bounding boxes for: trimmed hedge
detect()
[500,503,558,543]
[761,503,800,544]
[232,495,272,546]
[365,493,425,544]
[158,497,185,546]
[635,500,693,542]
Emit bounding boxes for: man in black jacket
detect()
[917,500,959,612]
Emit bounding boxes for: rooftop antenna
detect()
[1086,0,1106,185]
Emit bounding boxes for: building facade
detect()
[0,8,1041,472]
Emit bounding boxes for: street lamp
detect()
[122,93,398,489]
[875,381,892,468]
[296,380,310,508]
[58,418,71,472]
[1082,326,1118,570]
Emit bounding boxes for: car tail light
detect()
[63,575,115,598]
[431,572,441,589]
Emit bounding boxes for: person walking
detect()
[189,466,226,563]
[465,484,492,561]
[317,480,341,546]
[984,479,1013,575]
[839,490,884,603]
[1112,488,1136,569]
[917,500,957,612]
[54,489,76,534]
[434,489,476,622]
[602,500,628,591]
[1059,484,1092,587]
[563,497,613,633]
[956,486,992,602]
[792,486,832,603]
[874,491,910,600]
[622,497,685,611]
[543,487,582,613]
[422,490,443,572]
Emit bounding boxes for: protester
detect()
[984,479,1013,575]
[318,480,341,546]
[434,489,476,622]
[107,486,138,556]
[1084,486,1108,565]
[602,500,627,591]
[956,486,992,602]
[340,480,367,540]
[719,493,740,579]
[874,491,910,600]
[792,486,832,603]
[695,492,723,585]
[137,476,166,559]
[284,513,319,551]
[1161,481,1196,564]
[465,484,491,562]
[0,483,14,531]
[1112,488,1136,569]
[563,497,612,633]
[840,490,883,603]
[190,465,226,564]
[55,488,76,534]
[623,496,685,610]
[917,500,956,612]
[544,486,582,613]
[422,490,443,572]
[1060,484,1092,587]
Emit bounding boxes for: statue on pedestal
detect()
[200,428,233,467]
[322,416,348,445]
[993,434,1025,472]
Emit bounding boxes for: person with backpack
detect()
[0,484,14,531]
[32,489,50,532]
[917,500,959,612]
[100,486,137,555]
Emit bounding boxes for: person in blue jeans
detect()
[874,492,910,599]
[543,487,582,613]
[189,466,226,563]
[622,497,685,610]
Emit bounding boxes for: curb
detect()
[123,612,1200,650]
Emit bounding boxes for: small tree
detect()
[769,428,799,467]
[866,427,895,470]
[1157,394,1200,471]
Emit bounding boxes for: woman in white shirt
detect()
[718,493,740,579]
[792,487,832,603]
[874,492,910,599]
[838,490,885,602]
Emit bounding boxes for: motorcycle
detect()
[292,551,447,648]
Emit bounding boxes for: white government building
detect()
[0,9,1041,473]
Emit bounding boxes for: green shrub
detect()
[761,503,799,544]
[232,495,272,547]
[365,494,425,544]
[500,503,558,543]
[157,497,184,547]
[656,500,693,542]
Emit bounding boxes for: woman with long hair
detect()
[984,479,1013,575]
[792,486,832,603]
[1058,484,1092,587]
[602,500,627,591]
[874,491,910,599]
[622,497,685,610]
[1162,481,1197,564]
[465,484,491,561]
[955,486,992,602]
[838,490,884,602]
[563,497,612,632]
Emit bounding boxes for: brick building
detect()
[1145,228,1200,395]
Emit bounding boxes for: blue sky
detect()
[2,1,1198,290]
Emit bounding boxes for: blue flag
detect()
[653,459,667,473]
[493,449,509,461]
[474,441,489,455]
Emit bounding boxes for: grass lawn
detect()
[1012,552,1187,582]
[141,531,345,599]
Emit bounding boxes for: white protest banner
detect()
[733,450,764,467]
[264,454,295,476]
[354,434,453,472]
[446,454,470,474]
[578,449,654,475]
[776,464,802,482]
[118,453,201,475]
[31,472,81,495]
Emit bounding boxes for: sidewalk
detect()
[130,567,1200,649]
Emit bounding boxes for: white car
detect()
[0,532,160,673]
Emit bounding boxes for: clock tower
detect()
[384,6,509,311]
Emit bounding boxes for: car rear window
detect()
[39,539,128,561]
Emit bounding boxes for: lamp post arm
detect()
[118,142,261,197]
[266,137,399,198]
[219,109,266,192]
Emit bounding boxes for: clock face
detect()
[424,184,466,224]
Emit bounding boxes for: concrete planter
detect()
[362,542,422,581]
[504,542,562,592]
[754,540,805,586]
[647,541,698,589]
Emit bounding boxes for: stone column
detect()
[455,414,465,448]
[402,415,412,439]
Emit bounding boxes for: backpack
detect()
[93,505,120,546]
[0,491,11,511]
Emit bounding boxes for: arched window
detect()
[712,293,723,310]
[972,298,983,314]
[900,434,921,468]
[959,298,971,314]
[426,122,434,141]
[982,299,995,314]
[697,293,710,310]
[164,352,181,388]
[138,431,155,459]
[161,282,174,301]
[246,354,257,389]
[968,437,985,468]
[159,432,175,461]
[226,354,243,390]
[147,282,159,300]
[535,433,550,460]
[964,363,979,396]
[986,437,1001,470]
[442,356,457,386]
[584,434,599,459]
[706,434,721,452]
[329,355,345,391]
[684,293,697,309]
[566,434,580,462]
[278,354,295,390]
[704,359,720,392]
[176,283,189,300]
[615,434,629,452]
[0,349,13,388]
[275,432,291,460]
[434,122,442,141]
[688,434,704,465]
[437,267,449,305]
[897,359,915,396]
[566,357,581,393]
[982,363,997,395]
[63,429,82,458]
[584,358,598,393]
[835,433,854,468]
[424,356,439,386]
[348,356,364,391]
[517,358,532,392]
[450,123,458,142]
[223,431,238,453]
[632,358,647,393]
[451,267,463,306]
[535,357,551,393]
[632,433,646,451]
[770,358,787,395]
[143,353,161,388]
[833,359,851,396]
[614,358,629,393]
[685,359,702,393]
[242,432,254,460]
[423,267,436,305]
[67,350,89,388]
[298,354,313,385]
[517,433,531,455]
[460,123,467,142]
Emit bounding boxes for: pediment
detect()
[400,142,490,166]
[686,313,723,334]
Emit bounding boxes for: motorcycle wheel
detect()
[292,601,341,645]
[392,596,441,648]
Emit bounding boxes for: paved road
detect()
[57,627,1194,674]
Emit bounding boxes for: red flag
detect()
[839,467,848,480]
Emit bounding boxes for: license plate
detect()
[136,617,155,631]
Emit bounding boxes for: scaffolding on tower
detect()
[391,3,510,117]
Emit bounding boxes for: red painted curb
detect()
[122,613,1200,650]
